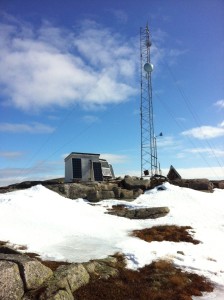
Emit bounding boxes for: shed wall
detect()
[64,153,100,182]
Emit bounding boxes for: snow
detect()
[0,182,224,299]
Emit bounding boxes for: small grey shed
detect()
[64,152,114,183]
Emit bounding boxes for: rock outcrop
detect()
[37,263,90,300]
[108,206,170,219]
[0,260,24,300]
[169,178,214,192]
[121,176,150,190]
[0,253,53,300]
[211,180,224,189]
[1,176,223,202]
[0,249,123,300]
[45,177,146,202]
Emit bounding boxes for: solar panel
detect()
[72,158,82,179]
[93,162,103,181]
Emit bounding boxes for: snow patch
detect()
[0,183,224,299]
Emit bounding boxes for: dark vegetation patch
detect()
[132,225,200,244]
[0,241,21,254]
[1,241,214,299]
[0,241,8,246]
[74,259,213,300]
[39,259,71,271]
[25,252,71,271]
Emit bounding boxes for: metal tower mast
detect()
[140,24,158,177]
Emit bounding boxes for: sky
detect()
[0,183,224,298]
[0,0,224,186]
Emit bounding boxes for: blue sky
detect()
[0,0,224,186]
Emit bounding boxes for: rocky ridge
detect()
[1,176,222,202]
[0,246,125,300]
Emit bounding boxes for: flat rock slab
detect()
[0,260,24,300]
[0,254,53,291]
[107,206,170,219]
[39,263,90,299]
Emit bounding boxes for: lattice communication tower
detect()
[140,24,159,177]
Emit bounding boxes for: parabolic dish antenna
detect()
[144,62,153,73]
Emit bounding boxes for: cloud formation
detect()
[82,115,99,124]
[100,153,128,164]
[161,166,224,180]
[0,151,24,159]
[0,159,63,187]
[214,99,224,109]
[0,16,137,112]
[0,122,55,133]
[186,147,224,158]
[182,125,224,139]
[219,121,224,127]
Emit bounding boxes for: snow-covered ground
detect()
[0,183,223,299]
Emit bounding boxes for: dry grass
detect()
[74,259,213,300]
[40,260,71,271]
[74,226,209,299]
[132,225,200,244]
[0,225,213,300]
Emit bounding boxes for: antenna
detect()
[140,24,160,177]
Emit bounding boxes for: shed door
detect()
[72,158,82,179]
[93,162,103,181]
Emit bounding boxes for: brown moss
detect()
[132,225,200,244]
[0,240,8,246]
[17,245,28,250]
[24,252,71,271]
[74,260,213,300]
[39,260,71,271]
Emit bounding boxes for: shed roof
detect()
[64,152,100,161]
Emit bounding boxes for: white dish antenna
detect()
[144,62,153,73]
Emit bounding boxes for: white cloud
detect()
[186,147,224,157]
[0,16,137,112]
[108,9,128,23]
[176,117,186,122]
[168,48,188,57]
[116,166,224,180]
[162,167,224,180]
[150,28,187,68]
[0,151,24,159]
[156,136,182,151]
[82,115,99,124]
[73,20,137,78]
[0,122,55,133]
[152,28,168,44]
[100,153,128,164]
[0,159,63,187]
[219,120,224,127]
[157,136,174,147]
[214,99,224,109]
[182,126,224,139]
